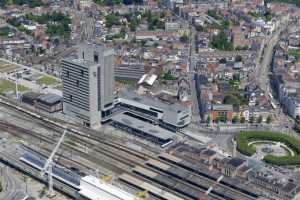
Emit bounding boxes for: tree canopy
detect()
[25,12,71,25]
[236,131,300,165]
[266,0,300,7]
[145,11,165,30]
[0,0,43,8]
[94,0,143,6]
[105,14,121,28]
[180,34,189,43]
[210,31,233,51]
[9,12,71,39]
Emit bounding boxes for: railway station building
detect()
[111,112,174,147]
[117,90,192,131]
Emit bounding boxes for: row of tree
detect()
[94,0,143,6]
[266,0,300,7]
[8,12,71,40]
[0,27,11,37]
[105,10,167,32]
[0,0,43,8]
[206,115,272,124]
[25,12,71,25]
[236,131,300,165]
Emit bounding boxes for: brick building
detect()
[211,104,233,122]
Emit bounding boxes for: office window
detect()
[76,80,79,86]
[81,69,84,77]
[66,71,69,78]
[94,54,99,63]
[82,52,85,59]
[69,94,73,102]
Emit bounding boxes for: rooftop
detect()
[22,92,41,101]
[201,149,217,157]
[79,175,136,200]
[227,157,245,168]
[37,93,62,105]
[281,182,298,194]
[119,90,190,114]
[212,104,233,111]
[111,112,174,140]
[61,58,96,68]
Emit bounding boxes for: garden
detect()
[236,131,300,166]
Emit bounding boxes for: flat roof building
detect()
[21,92,62,113]
[21,92,41,105]
[211,104,234,122]
[79,175,136,200]
[36,93,62,113]
[115,64,146,81]
[118,90,191,131]
[111,112,174,147]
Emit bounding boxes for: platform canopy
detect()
[79,175,136,200]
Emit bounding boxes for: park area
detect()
[236,131,300,166]
[0,79,28,95]
[36,75,59,86]
[0,60,21,73]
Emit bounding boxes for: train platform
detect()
[111,113,174,147]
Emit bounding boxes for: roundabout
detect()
[235,131,300,166]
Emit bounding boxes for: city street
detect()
[189,25,201,123]
[254,18,296,133]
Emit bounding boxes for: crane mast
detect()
[41,128,67,197]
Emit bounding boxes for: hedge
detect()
[235,131,300,165]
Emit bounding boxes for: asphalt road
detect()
[189,26,201,123]
[255,28,282,92]
[0,165,28,200]
[255,19,297,133]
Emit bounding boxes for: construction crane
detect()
[198,175,224,200]
[41,128,67,197]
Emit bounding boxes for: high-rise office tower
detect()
[61,42,115,129]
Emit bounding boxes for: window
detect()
[66,71,69,78]
[150,107,163,113]
[82,52,85,59]
[104,103,113,108]
[81,70,84,77]
[69,94,73,102]
[76,80,79,86]
[94,54,99,63]
[179,115,189,120]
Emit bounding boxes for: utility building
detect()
[61,42,115,128]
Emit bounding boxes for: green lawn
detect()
[36,75,59,86]
[55,84,63,91]
[0,79,28,95]
[289,50,300,59]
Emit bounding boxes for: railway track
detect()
[0,118,191,200]
[0,98,159,157]
[0,98,261,200]
[0,120,130,174]
[2,121,252,200]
